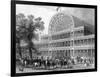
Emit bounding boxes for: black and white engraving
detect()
[16,4,95,73]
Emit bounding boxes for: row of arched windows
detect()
[40,48,95,58]
[74,38,95,45]
[52,32,71,40]
[40,49,71,58]
[74,49,95,57]
[38,37,94,48]
[51,30,84,40]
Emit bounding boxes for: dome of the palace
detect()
[48,13,74,34]
[48,12,94,34]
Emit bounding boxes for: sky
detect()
[16,4,95,35]
[16,4,57,35]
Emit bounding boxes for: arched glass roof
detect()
[48,12,74,34]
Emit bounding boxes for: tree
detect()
[16,13,44,59]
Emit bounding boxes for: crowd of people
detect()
[16,56,94,71]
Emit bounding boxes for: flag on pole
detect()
[56,7,61,12]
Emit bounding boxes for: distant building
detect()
[36,12,95,61]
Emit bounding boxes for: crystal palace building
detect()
[35,12,95,62]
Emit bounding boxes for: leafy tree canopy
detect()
[16,13,45,59]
